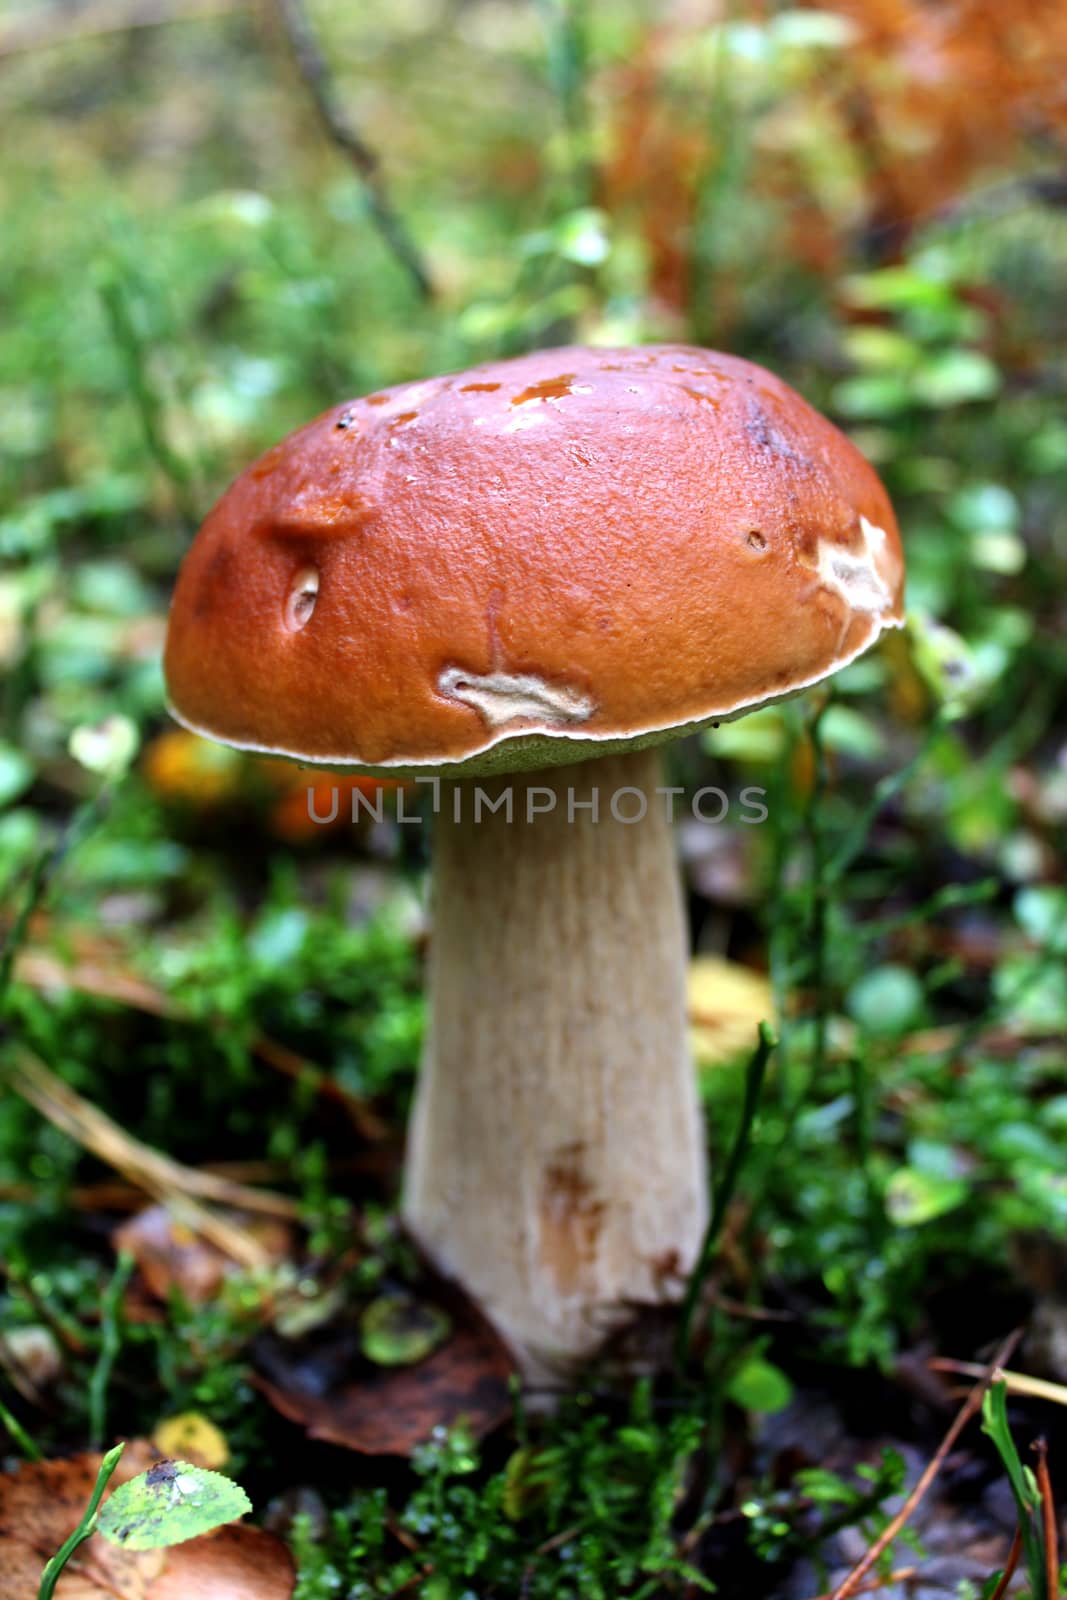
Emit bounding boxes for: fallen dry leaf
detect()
[687,956,774,1068]
[256,1290,515,1455]
[0,1443,157,1600]
[113,1204,293,1306]
[147,1523,295,1599]
[152,1413,229,1470]
[0,1444,294,1600]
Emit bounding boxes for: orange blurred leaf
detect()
[0,1446,294,1600]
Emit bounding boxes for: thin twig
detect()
[4,1044,296,1218]
[988,1526,1024,1600]
[825,1328,1024,1600]
[806,1567,919,1600]
[520,1521,584,1593]
[1032,1439,1060,1600]
[707,1292,796,1324]
[930,1359,1067,1409]
[269,0,434,300]
[0,1154,376,1210]
[1,1044,293,1267]
[252,1028,389,1140]
[0,0,236,59]
[1,1264,89,1354]
[384,1567,435,1598]
[14,945,388,1141]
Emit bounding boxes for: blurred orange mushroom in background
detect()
[142,728,410,841]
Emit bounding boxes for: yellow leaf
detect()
[152,1413,229,1470]
[687,957,774,1069]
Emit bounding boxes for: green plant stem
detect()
[848,1056,883,1249]
[269,0,435,301]
[675,1021,777,1369]
[981,1380,1048,1600]
[688,0,748,346]
[97,270,199,528]
[0,1391,42,1460]
[38,1442,125,1600]
[537,0,594,208]
[0,780,116,1012]
[766,709,803,1108]
[89,1252,134,1450]
[805,702,831,1093]
[825,708,950,888]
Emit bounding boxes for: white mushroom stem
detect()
[402,747,709,1376]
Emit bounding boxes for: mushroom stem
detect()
[403,747,709,1375]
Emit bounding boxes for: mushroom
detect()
[164,345,905,1375]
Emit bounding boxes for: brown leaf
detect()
[0,1443,158,1600]
[144,1524,294,1600]
[0,1445,294,1600]
[256,1293,515,1456]
[113,1205,292,1305]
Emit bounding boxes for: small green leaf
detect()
[554,208,611,267]
[906,611,985,717]
[0,743,34,807]
[769,8,857,50]
[832,374,913,419]
[360,1294,451,1366]
[949,482,1019,534]
[911,349,1000,408]
[820,705,886,761]
[847,965,924,1036]
[842,265,954,312]
[705,706,786,762]
[841,326,921,372]
[726,1357,794,1414]
[68,714,139,777]
[971,530,1026,574]
[1015,887,1067,954]
[885,1167,968,1227]
[97,1461,251,1550]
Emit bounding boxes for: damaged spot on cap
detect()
[510,374,593,406]
[815,516,894,615]
[285,566,319,630]
[335,409,359,430]
[438,667,596,730]
[745,402,809,468]
[502,410,550,435]
[273,486,379,536]
[250,444,285,480]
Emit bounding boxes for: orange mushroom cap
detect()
[164,345,904,777]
